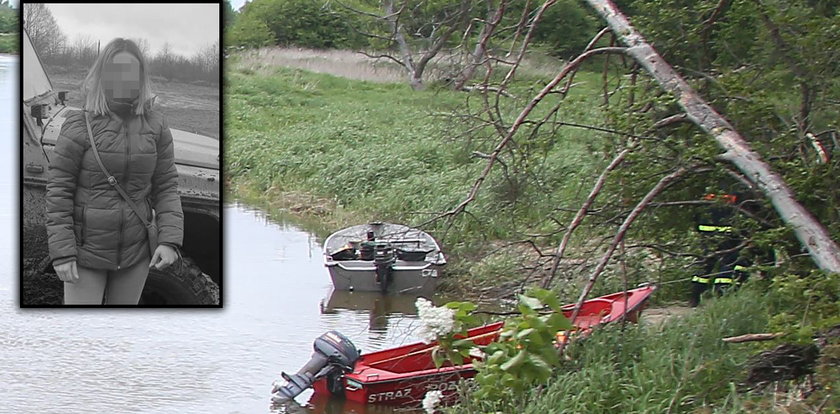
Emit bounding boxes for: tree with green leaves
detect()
[334,0,478,90]
[439,0,840,292]
[226,0,365,50]
[223,0,237,29]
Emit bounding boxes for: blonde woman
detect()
[46,38,183,305]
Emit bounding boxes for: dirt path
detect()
[642,305,694,326]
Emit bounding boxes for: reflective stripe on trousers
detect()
[698,225,733,232]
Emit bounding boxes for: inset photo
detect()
[21,2,221,306]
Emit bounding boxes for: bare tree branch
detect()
[357,50,408,70]
[652,113,689,129]
[560,27,612,95]
[454,0,507,90]
[560,165,691,356]
[542,146,633,288]
[425,46,627,228]
[500,0,557,88]
[753,0,813,142]
[505,0,531,58]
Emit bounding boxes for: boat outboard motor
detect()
[271,331,360,403]
[373,242,396,292]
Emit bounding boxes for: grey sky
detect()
[230,0,246,12]
[45,3,220,58]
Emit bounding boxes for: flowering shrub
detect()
[421,390,444,414]
[416,297,457,344]
[417,288,572,406]
[414,298,481,367]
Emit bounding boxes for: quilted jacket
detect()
[46,109,183,270]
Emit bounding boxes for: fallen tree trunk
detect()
[583,0,840,273]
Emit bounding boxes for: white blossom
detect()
[415,297,456,344]
[422,390,444,414]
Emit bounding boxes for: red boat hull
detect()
[314,285,656,406]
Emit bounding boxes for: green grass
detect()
[225,62,477,219]
[445,279,839,414]
[450,285,772,414]
[225,55,618,294]
[224,52,839,414]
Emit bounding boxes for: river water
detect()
[1,56,431,413]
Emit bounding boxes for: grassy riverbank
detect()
[225,52,635,300]
[451,283,838,413]
[225,51,838,414]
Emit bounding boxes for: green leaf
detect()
[516,328,536,340]
[538,346,560,366]
[501,372,518,388]
[500,349,527,372]
[449,351,464,366]
[432,348,445,368]
[487,350,506,365]
[453,338,474,347]
[546,312,573,331]
[528,288,562,310]
[527,354,553,381]
[519,294,543,310]
[527,315,547,331]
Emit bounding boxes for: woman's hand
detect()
[54,260,79,283]
[149,245,179,270]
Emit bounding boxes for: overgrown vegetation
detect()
[445,285,774,413]
[227,0,366,49]
[225,0,610,90]
[418,279,837,413]
[225,55,614,297]
[226,0,840,412]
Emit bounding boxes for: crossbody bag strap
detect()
[84,111,152,229]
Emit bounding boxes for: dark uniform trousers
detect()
[689,224,750,307]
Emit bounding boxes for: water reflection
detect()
[3,53,432,413]
[1,55,17,299]
[2,199,429,413]
[321,290,421,333]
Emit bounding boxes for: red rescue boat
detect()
[272,285,656,407]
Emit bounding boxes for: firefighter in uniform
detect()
[689,192,750,307]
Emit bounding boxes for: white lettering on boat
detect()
[425,380,460,392]
[367,387,412,403]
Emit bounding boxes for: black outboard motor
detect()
[271,331,360,403]
[373,242,396,292]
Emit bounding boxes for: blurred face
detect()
[102,51,140,101]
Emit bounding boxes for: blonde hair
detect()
[82,38,153,116]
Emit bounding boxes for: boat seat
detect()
[562,299,613,329]
[395,248,433,261]
[329,246,358,261]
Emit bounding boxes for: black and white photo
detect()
[21,2,221,306]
